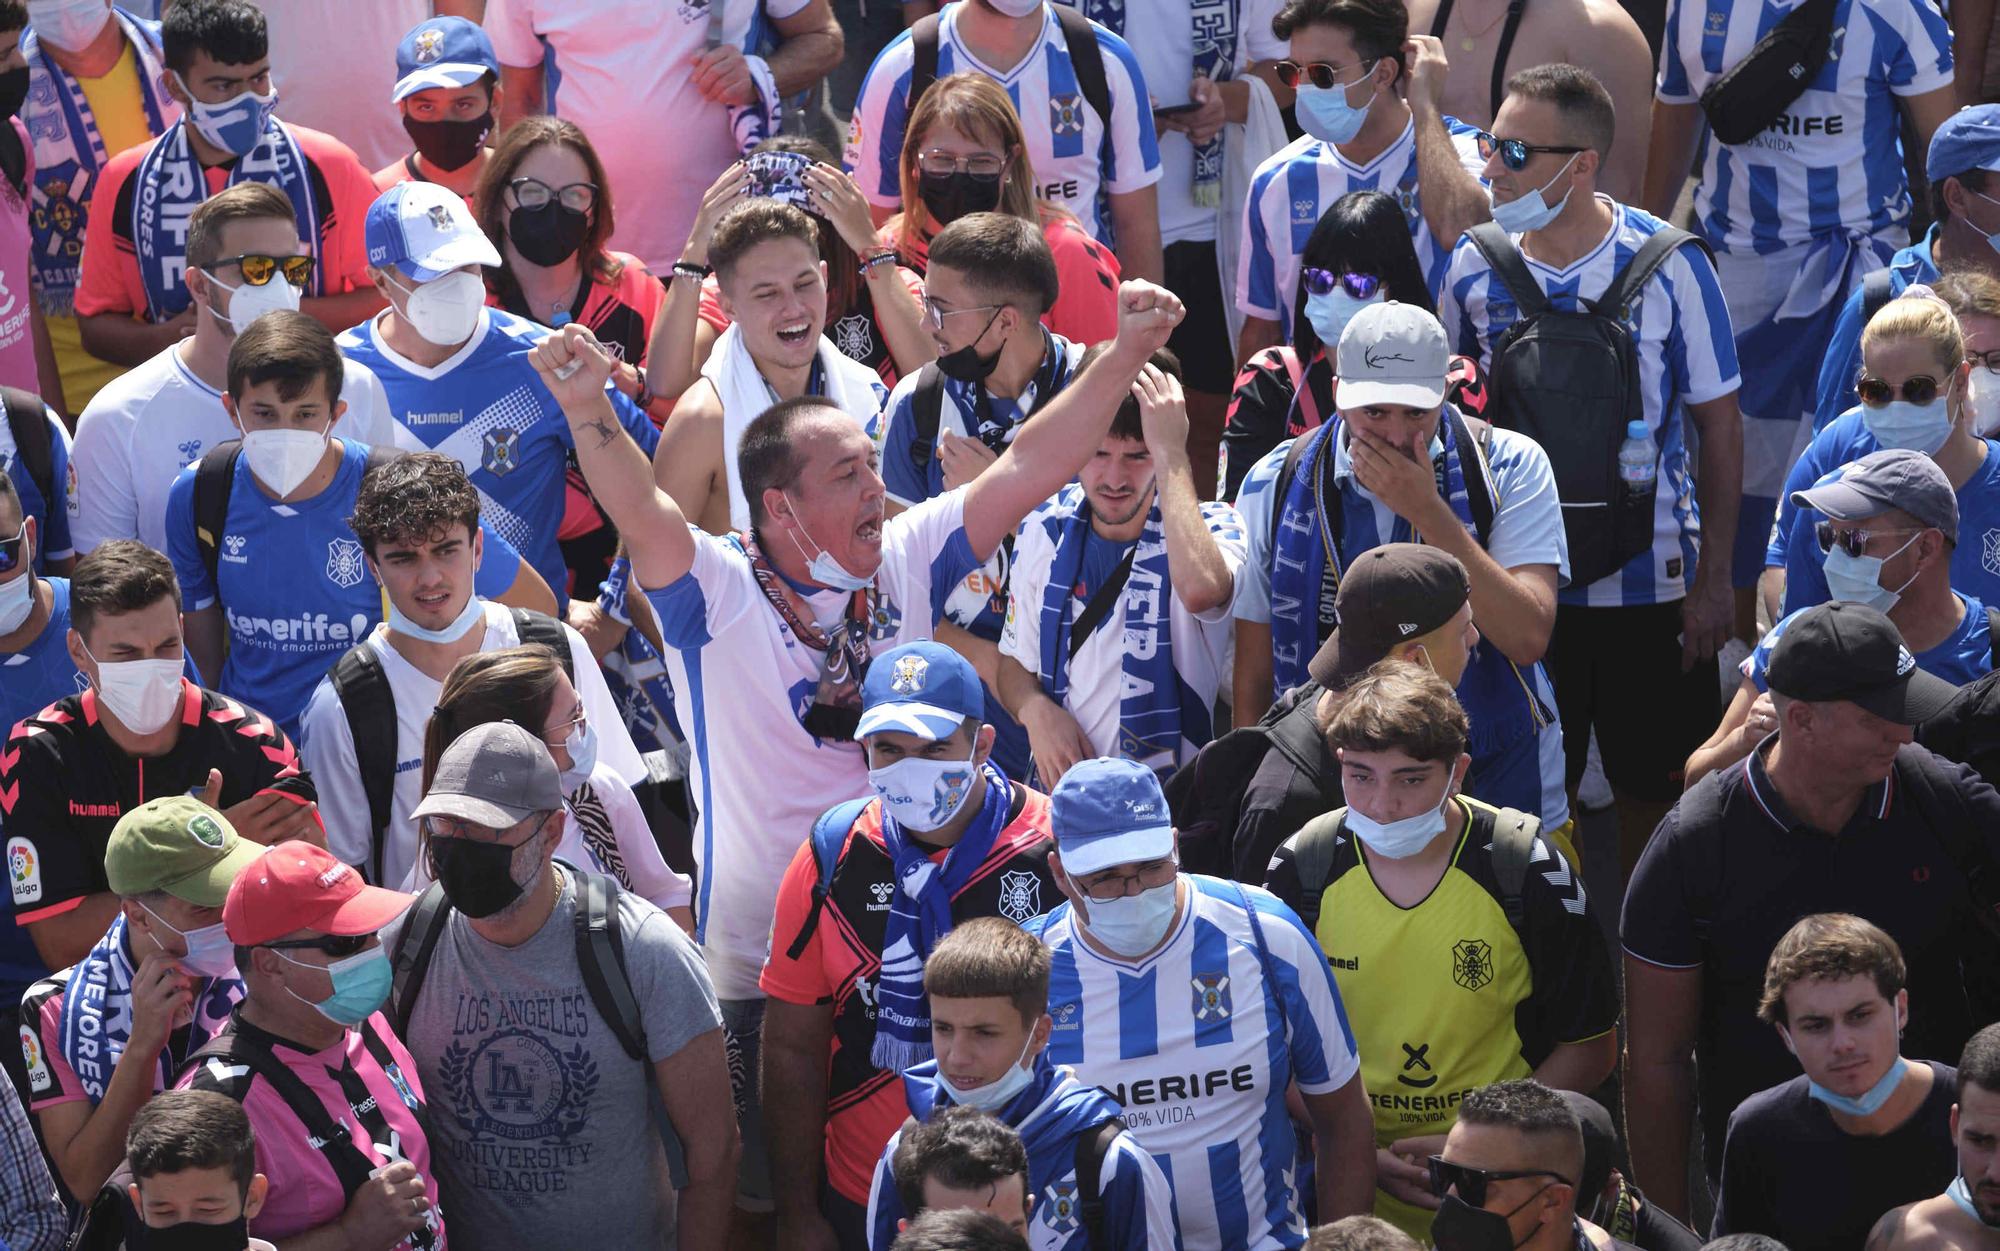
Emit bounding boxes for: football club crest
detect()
[482,428,521,476]
[997,871,1041,924]
[1192,973,1231,1021]
[413,28,444,63]
[833,313,873,359]
[1452,938,1494,990]
[890,653,928,694]
[1049,93,1085,137]
[1042,1179,1081,1233]
[427,204,454,232]
[326,537,366,589]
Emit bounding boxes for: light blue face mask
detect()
[1081,876,1180,956]
[1863,397,1955,454]
[1344,795,1451,859]
[935,1032,1037,1113]
[1974,190,2000,260]
[1490,152,1580,234]
[783,492,873,591]
[280,946,394,1027]
[1808,1054,1908,1117]
[1305,287,1384,349]
[1948,1176,2000,1228]
[1822,531,1921,614]
[1296,66,1377,145]
[387,589,484,644]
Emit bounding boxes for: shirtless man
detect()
[1867,1024,2000,1250]
[1400,0,1653,199]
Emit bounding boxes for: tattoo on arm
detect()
[586,416,622,450]
[1865,1205,1906,1251]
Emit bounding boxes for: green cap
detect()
[105,797,263,907]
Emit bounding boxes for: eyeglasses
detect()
[1272,58,1376,90]
[916,149,1006,179]
[1077,858,1178,903]
[1814,522,1924,558]
[209,253,315,288]
[1426,1157,1571,1207]
[1473,132,1587,172]
[1969,350,2000,375]
[919,293,1002,333]
[1302,268,1382,300]
[0,522,23,576]
[1856,373,1943,407]
[543,710,586,746]
[509,177,598,214]
[260,933,373,958]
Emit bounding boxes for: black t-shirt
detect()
[1621,745,2000,1180]
[1712,1062,1958,1248]
[1919,668,2000,789]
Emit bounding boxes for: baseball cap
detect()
[1050,758,1175,876]
[411,721,565,829]
[1335,301,1450,411]
[1928,104,2000,182]
[856,641,984,741]
[105,796,262,908]
[1308,544,1471,688]
[364,181,500,282]
[1556,1090,1618,1201]
[1791,449,1959,539]
[391,17,498,103]
[224,843,414,946]
[1765,602,1959,724]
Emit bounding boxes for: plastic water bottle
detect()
[1618,419,1656,494]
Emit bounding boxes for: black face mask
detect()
[127,1215,250,1251]
[428,823,542,919]
[1430,1192,1545,1251]
[935,306,1005,383]
[918,169,1002,226]
[0,68,28,121]
[402,112,492,172]
[508,200,590,269]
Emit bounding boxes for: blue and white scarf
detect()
[57,913,241,1103]
[131,113,321,322]
[21,10,176,315]
[1268,415,1485,694]
[1034,486,1210,774]
[1076,0,1237,206]
[872,761,1012,1072]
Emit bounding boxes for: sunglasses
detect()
[1814,522,1924,558]
[1856,374,1942,407]
[261,933,373,958]
[1473,132,1586,172]
[0,522,22,576]
[1273,57,1376,90]
[210,253,315,288]
[1427,1157,1571,1206]
[1302,268,1382,300]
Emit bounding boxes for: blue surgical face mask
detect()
[559,718,598,794]
[869,751,979,832]
[1948,1176,2000,1228]
[1305,286,1385,349]
[783,491,873,592]
[280,946,393,1027]
[1295,69,1376,145]
[1822,531,1921,614]
[1345,793,1452,860]
[1973,190,2000,260]
[1080,875,1180,956]
[935,1031,1037,1113]
[138,901,237,979]
[1807,1054,1908,1117]
[1863,397,1955,454]
[1490,152,1580,234]
[176,71,278,157]
[387,588,484,644]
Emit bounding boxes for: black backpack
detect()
[192,439,402,590]
[1466,221,1703,588]
[1162,684,1328,879]
[330,606,573,884]
[1,387,52,516]
[1281,802,1540,933]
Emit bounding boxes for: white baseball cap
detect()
[1335,301,1451,410]
[363,181,499,282]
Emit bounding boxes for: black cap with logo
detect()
[1307,544,1471,688]
[1765,602,1960,725]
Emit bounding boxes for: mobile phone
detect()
[1152,101,1202,118]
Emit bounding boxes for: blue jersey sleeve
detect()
[1812,287,1868,435]
[612,387,661,454]
[162,465,217,611]
[878,378,929,507]
[864,1137,904,1251]
[1099,1129,1177,1251]
[472,520,524,600]
[40,411,73,561]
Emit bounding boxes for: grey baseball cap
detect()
[1335,301,1450,411]
[410,721,564,828]
[1791,448,1960,540]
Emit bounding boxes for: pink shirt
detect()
[0,116,38,392]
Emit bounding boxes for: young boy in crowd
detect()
[126,1090,274,1251]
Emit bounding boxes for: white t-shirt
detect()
[68,343,400,555]
[263,0,428,170]
[400,760,692,914]
[298,601,645,888]
[1107,0,1287,246]
[484,0,807,270]
[1002,486,1245,765]
[642,490,983,1000]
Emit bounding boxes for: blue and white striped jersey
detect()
[1436,197,1742,605]
[1236,116,1485,336]
[1656,0,1952,254]
[844,3,1163,245]
[1030,876,1360,1250]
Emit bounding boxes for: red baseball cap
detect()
[224,843,415,946]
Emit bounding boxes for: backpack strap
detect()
[329,645,398,884]
[1593,226,1705,322]
[1050,2,1113,142]
[908,14,942,117]
[1444,408,1499,550]
[1230,881,1283,1007]
[1074,1115,1128,1251]
[908,363,947,477]
[574,869,646,1063]
[1861,266,1895,325]
[1465,222,1551,319]
[783,797,872,960]
[509,606,576,679]
[189,1028,377,1201]
[1486,806,1540,932]
[1281,809,1347,934]
[1,388,50,517]
[191,441,242,593]
[387,883,454,1038]
[1267,427,1318,553]
[1264,690,1326,776]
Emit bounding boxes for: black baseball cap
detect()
[1765,602,1959,724]
[1308,545,1471,688]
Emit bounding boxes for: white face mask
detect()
[1344,788,1453,859]
[139,901,237,979]
[1968,368,2000,438]
[984,0,1044,15]
[386,587,484,644]
[0,567,33,635]
[84,647,183,734]
[28,0,110,52]
[387,269,486,347]
[240,427,329,498]
[559,718,598,793]
[206,268,302,336]
[935,1031,1037,1112]
[1080,875,1180,956]
[868,751,979,832]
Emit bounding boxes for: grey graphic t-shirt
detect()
[389,870,722,1249]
